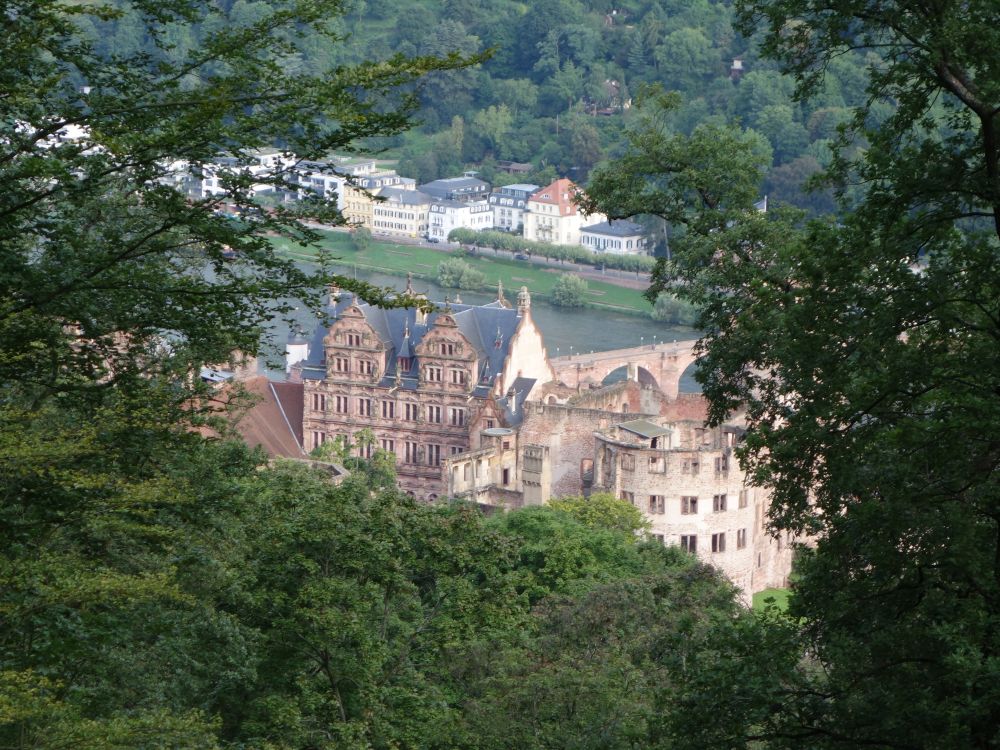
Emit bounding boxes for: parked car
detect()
[514,252,530,261]
[427,237,441,243]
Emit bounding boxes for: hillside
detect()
[88,0,871,215]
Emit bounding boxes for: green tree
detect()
[224,463,522,748]
[350,225,373,252]
[587,0,1000,745]
[650,292,698,325]
[548,493,651,536]
[436,258,486,290]
[550,273,588,307]
[472,104,513,156]
[0,1,474,746]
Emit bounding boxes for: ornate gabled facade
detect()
[291,281,554,499]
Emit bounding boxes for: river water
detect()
[263,265,702,391]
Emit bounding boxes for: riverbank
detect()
[269,229,654,315]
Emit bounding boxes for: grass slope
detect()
[271,230,653,314]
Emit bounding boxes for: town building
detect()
[428,199,494,241]
[522,178,607,246]
[289,156,385,210]
[370,187,432,238]
[579,220,648,255]
[488,183,539,233]
[181,149,295,200]
[291,281,554,499]
[418,174,491,203]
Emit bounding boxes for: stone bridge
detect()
[549,339,699,399]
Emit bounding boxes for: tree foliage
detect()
[550,273,589,307]
[436,257,486,290]
[586,1,1000,746]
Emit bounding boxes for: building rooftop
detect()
[529,178,582,216]
[581,219,646,237]
[618,419,673,439]
[297,290,526,401]
[497,183,540,193]
[376,186,431,205]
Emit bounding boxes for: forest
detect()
[3,0,1000,748]
[85,0,871,215]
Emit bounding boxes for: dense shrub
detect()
[650,292,699,325]
[551,273,588,307]
[437,257,486,289]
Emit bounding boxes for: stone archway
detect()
[550,340,698,399]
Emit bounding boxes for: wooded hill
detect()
[87,0,874,215]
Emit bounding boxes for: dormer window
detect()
[397,356,411,372]
[347,333,362,347]
[441,342,455,355]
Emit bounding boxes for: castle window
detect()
[441,342,455,355]
[427,405,442,424]
[648,456,666,473]
[620,490,635,505]
[335,396,349,413]
[682,457,700,475]
[681,496,698,515]
[450,368,467,384]
[653,534,665,545]
[648,495,665,514]
[404,441,418,463]
[450,446,463,455]
[359,360,375,376]
[621,453,635,471]
[380,438,395,453]
[713,494,727,512]
[333,357,350,373]
[381,400,395,419]
[737,529,747,549]
[312,393,326,412]
[712,533,726,553]
[404,402,419,421]
[427,444,441,466]
[715,455,729,474]
[681,535,697,553]
[358,398,372,416]
[347,333,362,347]
[449,408,465,426]
[426,366,442,382]
[739,489,749,508]
[397,356,411,372]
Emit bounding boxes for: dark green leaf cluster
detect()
[586,1,1000,747]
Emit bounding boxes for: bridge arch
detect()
[549,340,699,399]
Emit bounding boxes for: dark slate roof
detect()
[418,177,490,199]
[429,198,467,210]
[298,294,522,400]
[377,186,431,205]
[581,219,646,237]
[496,376,537,427]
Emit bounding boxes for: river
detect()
[263,265,702,391]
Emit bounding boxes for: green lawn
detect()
[752,587,792,613]
[270,229,653,314]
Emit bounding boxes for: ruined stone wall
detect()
[591,425,792,601]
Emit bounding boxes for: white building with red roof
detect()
[522,178,607,246]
